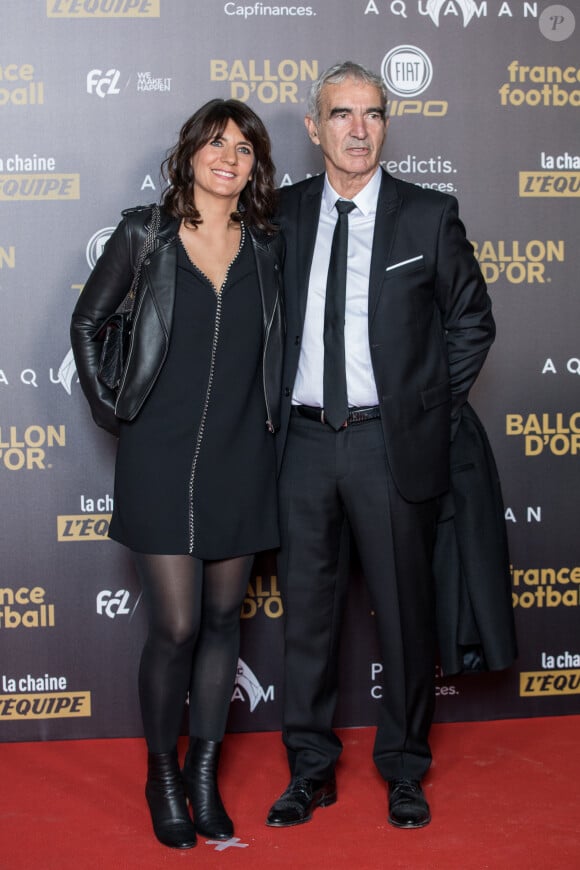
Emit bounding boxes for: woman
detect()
[71,99,284,850]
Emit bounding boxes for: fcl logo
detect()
[425,0,478,26]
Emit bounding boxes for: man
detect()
[267,61,495,829]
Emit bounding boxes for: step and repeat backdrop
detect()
[1,1,579,742]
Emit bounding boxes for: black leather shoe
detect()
[183,738,234,840]
[145,750,197,849]
[388,779,431,828]
[266,776,337,827]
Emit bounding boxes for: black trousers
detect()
[278,414,438,782]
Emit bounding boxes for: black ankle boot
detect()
[145,750,197,849]
[183,737,234,839]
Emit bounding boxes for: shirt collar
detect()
[322,166,382,217]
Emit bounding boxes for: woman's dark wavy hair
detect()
[161,99,277,233]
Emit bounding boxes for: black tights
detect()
[134,552,254,754]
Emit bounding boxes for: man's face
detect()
[305,77,388,192]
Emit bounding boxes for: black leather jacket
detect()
[71,205,285,436]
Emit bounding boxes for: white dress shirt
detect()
[292,167,382,409]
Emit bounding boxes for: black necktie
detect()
[323,199,356,430]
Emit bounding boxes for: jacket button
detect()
[284,387,291,397]
[294,335,300,345]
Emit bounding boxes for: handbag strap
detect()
[122,203,161,314]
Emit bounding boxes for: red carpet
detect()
[1,717,578,869]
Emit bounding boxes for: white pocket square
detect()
[386,255,424,272]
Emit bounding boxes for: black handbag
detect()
[95,204,160,391]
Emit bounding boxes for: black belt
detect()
[291,405,381,427]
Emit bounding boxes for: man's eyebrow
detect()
[328,106,353,117]
[328,106,385,118]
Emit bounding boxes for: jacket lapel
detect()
[368,170,401,325]
[145,210,179,336]
[250,230,280,327]
[296,175,324,325]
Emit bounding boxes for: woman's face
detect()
[191,119,254,204]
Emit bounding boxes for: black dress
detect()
[108,230,279,558]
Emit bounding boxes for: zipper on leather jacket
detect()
[263,293,278,434]
[114,266,150,416]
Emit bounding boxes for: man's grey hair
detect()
[306,61,388,125]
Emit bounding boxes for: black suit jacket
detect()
[276,169,495,502]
